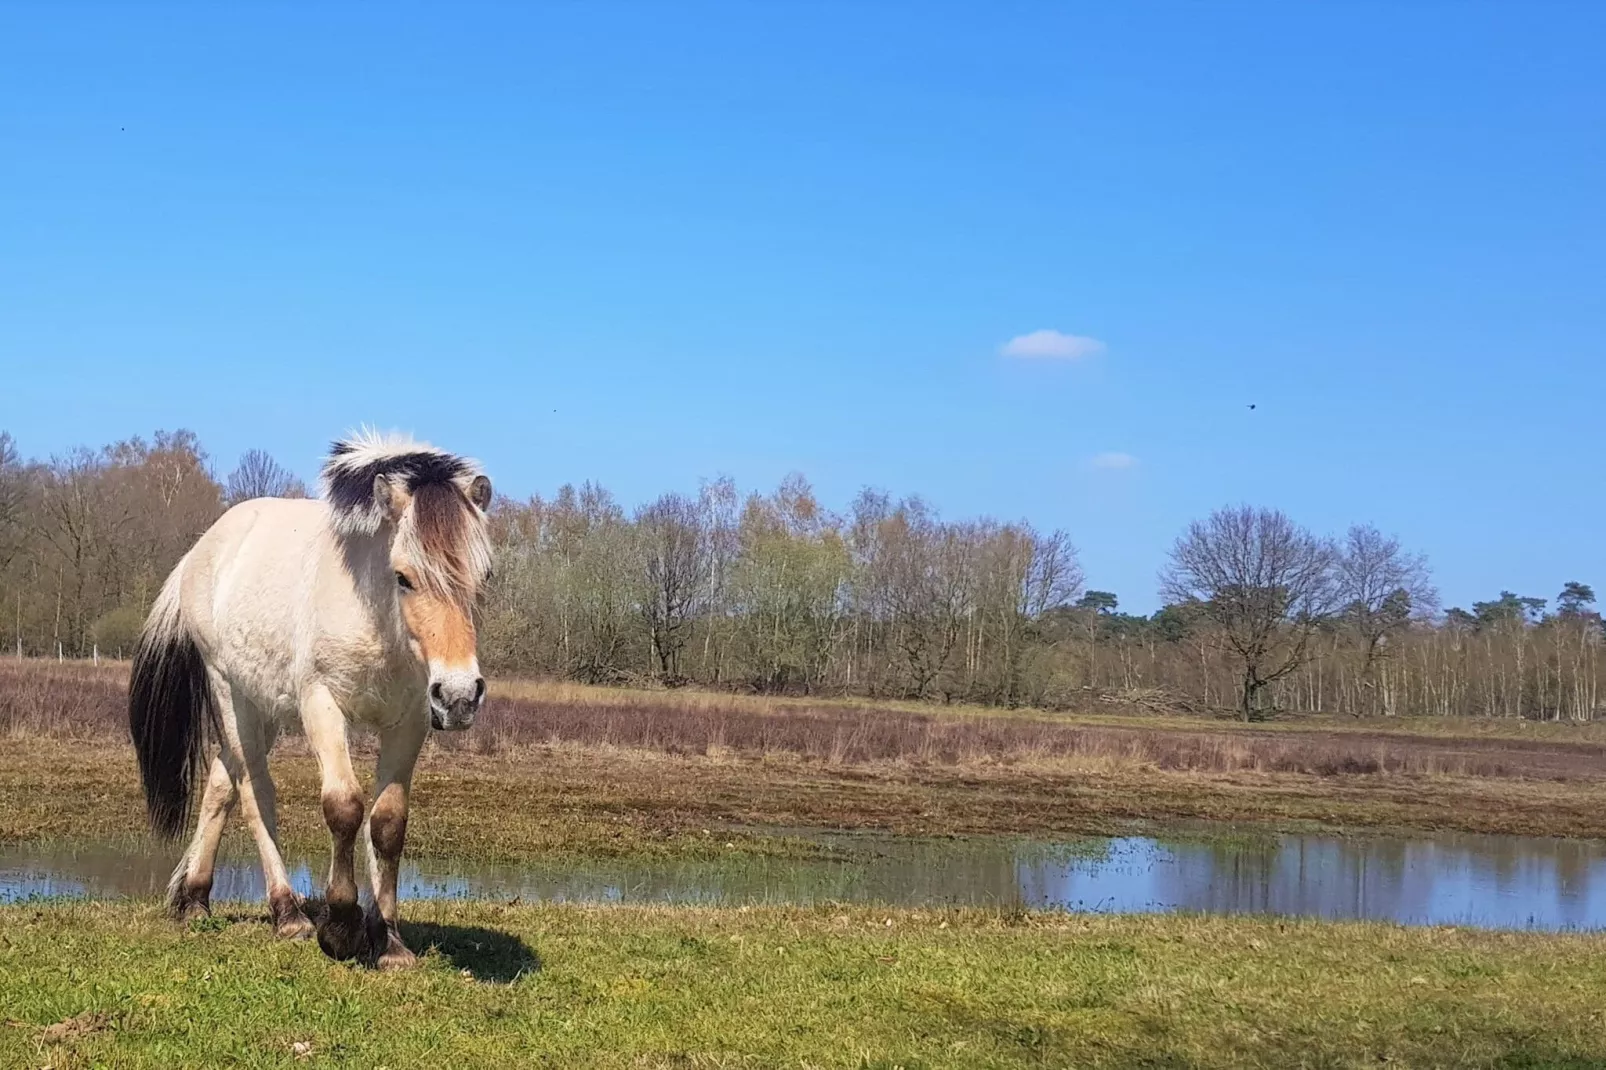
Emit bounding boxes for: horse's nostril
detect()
[429,682,444,705]
[473,678,486,704]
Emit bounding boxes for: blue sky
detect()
[2,2,1602,613]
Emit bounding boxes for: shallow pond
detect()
[6,826,1606,931]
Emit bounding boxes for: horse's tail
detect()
[128,561,216,840]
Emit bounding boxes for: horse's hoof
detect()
[171,896,211,923]
[375,940,417,971]
[316,901,369,962]
[168,880,212,922]
[269,892,315,940]
[276,914,316,941]
[317,924,364,960]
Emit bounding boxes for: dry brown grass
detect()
[6,732,1606,860]
[7,658,1606,783]
[495,676,1606,744]
[0,659,130,739]
[6,655,1606,850]
[471,689,1606,779]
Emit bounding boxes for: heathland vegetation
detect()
[0,429,1599,721]
[10,659,1606,851]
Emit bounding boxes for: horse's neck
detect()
[334,529,407,648]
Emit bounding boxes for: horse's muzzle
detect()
[428,676,485,731]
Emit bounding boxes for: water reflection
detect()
[1019,834,1606,930]
[6,828,1606,931]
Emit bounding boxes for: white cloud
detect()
[999,329,1105,361]
[1088,452,1139,471]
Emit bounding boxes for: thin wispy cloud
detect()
[1088,452,1139,471]
[999,329,1105,361]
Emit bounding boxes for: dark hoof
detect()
[270,892,316,941]
[316,900,371,962]
[168,880,212,922]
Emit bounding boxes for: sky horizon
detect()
[3,3,1602,614]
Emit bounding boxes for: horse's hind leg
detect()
[216,680,315,939]
[166,756,237,920]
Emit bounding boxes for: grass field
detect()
[6,901,1606,1069]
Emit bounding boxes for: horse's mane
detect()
[319,430,491,604]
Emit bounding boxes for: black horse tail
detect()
[128,566,216,840]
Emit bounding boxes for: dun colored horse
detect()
[128,431,493,968]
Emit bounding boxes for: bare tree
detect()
[731,477,851,693]
[1553,582,1601,722]
[556,482,637,683]
[1161,506,1339,720]
[226,449,307,505]
[1335,524,1437,714]
[696,476,740,683]
[636,492,709,682]
[114,431,226,606]
[974,523,1083,706]
[0,432,25,572]
[871,499,977,699]
[1023,527,1084,619]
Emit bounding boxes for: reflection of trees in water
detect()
[393,839,1037,909]
[1138,833,1606,929]
[995,832,1606,930]
[1556,841,1590,895]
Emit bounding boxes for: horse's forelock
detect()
[401,481,491,608]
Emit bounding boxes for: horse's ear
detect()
[467,475,492,511]
[374,474,410,523]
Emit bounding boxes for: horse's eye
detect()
[396,572,414,591]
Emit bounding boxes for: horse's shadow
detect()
[283,898,541,983]
[399,919,541,984]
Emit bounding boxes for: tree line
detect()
[1,429,1598,720]
[0,431,303,658]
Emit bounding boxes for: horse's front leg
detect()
[301,685,372,963]
[367,713,429,970]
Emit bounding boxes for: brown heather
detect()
[7,659,1606,783]
[0,659,132,740]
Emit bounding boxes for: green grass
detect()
[4,901,1606,1069]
